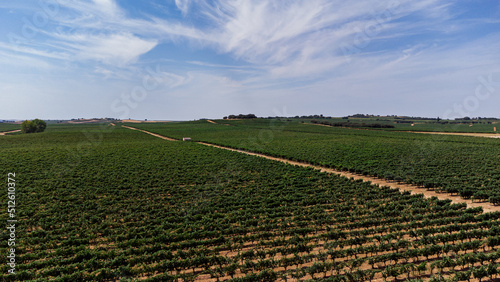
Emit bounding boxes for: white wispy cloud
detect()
[57,0,124,21]
[158,71,192,88]
[175,0,190,15]
[2,0,500,120]
[0,48,54,69]
[0,42,69,61]
[173,0,454,78]
[92,0,121,16]
[1,0,454,73]
[75,33,157,65]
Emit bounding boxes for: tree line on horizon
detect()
[223,114,257,119]
[310,119,395,129]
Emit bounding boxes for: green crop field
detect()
[286,116,499,133]
[306,117,499,133]
[129,119,500,204]
[0,123,20,133]
[1,122,500,281]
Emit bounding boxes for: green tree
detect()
[21,119,46,133]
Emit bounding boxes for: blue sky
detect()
[1,0,499,120]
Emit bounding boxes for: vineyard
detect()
[0,123,20,133]
[129,119,500,205]
[281,117,499,133]
[1,123,500,281]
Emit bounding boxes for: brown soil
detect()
[199,142,500,213]
[0,129,21,135]
[121,119,170,123]
[121,119,143,123]
[121,126,500,213]
[207,120,231,126]
[67,119,102,124]
[122,125,177,141]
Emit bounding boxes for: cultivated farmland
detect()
[0,123,21,134]
[129,119,500,205]
[1,122,499,281]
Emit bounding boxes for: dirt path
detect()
[122,126,500,213]
[408,131,500,138]
[206,120,232,126]
[122,125,178,141]
[198,143,499,213]
[307,122,500,138]
[122,119,170,123]
[0,129,21,135]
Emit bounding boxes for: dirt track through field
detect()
[408,131,500,138]
[122,125,500,213]
[206,120,231,126]
[122,125,178,141]
[0,129,21,135]
[308,122,500,138]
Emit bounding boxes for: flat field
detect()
[1,122,500,281]
[0,123,20,133]
[129,119,500,204]
[300,117,499,133]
